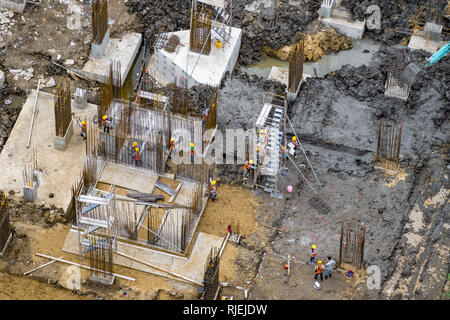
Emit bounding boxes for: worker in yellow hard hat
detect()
[310,245,317,264]
[215,39,222,49]
[314,260,323,281]
[77,119,87,140]
[210,178,217,201]
[103,115,112,133]
[133,146,142,166]
[190,142,195,163]
[243,159,256,181]
[292,136,299,158]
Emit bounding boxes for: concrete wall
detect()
[154,49,200,88]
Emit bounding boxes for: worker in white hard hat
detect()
[243,159,256,181]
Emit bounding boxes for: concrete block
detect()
[0,70,4,89]
[408,31,446,54]
[90,29,111,59]
[54,119,73,151]
[0,0,26,13]
[80,32,142,85]
[423,22,442,42]
[320,6,365,39]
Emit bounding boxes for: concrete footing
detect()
[384,75,410,101]
[0,0,26,13]
[54,119,74,151]
[90,29,111,59]
[79,32,142,85]
[319,6,365,39]
[408,30,446,54]
[0,70,4,89]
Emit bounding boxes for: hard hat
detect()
[312,245,317,249]
[211,180,216,185]
[81,120,86,125]
[135,147,139,152]
[318,260,322,264]
[256,147,260,151]
[132,141,138,147]
[190,142,194,147]
[259,129,264,134]
[249,160,254,164]
[292,136,297,141]
[170,137,175,141]
[103,115,107,120]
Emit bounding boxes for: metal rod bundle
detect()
[375,118,402,172]
[92,0,108,45]
[54,78,72,138]
[202,245,220,300]
[338,221,366,270]
[190,3,212,55]
[288,33,305,93]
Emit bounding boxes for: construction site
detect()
[0,0,448,301]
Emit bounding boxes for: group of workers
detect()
[76,114,113,140]
[310,244,336,282]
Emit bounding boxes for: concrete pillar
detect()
[54,119,74,151]
[90,29,111,59]
[319,0,335,18]
[0,70,4,89]
[424,22,442,42]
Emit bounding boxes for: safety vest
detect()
[134,148,141,160]
[103,118,111,127]
[190,145,194,155]
[243,162,251,171]
[315,265,323,274]
[210,185,217,195]
[293,140,299,148]
[170,140,175,150]
[310,249,317,257]
[81,123,86,133]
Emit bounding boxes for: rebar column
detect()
[288,33,305,93]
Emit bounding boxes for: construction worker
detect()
[190,142,195,162]
[210,178,217,201]
[310,245,317,264]
[77,119,87,140]
[169,137,175,156]
[325,256,336,279]
[103,115,112,133]
[292,136,299,159]
[314,260,324,281]
[133,147,142,166]
[215,39,222,49]
[243,159,256,181]
[202,107,209,124]
[281,145,288,160]
[131,141,139,152]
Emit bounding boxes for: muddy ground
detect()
[0,0,449,300]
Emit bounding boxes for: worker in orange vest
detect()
[202,107,209,124]
[310,244,317,264]
[314,260,323,281]
[169,137,175,156]
[210,179,217,201]
[243,159,256,180]
[133,147,142,166]
[77,119,87,140]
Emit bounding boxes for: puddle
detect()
[242,38,381,78]
[121,45,151,101]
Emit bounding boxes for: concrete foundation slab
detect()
[320,7,365,39]
[0,91,97,210]
[98,162,159,195]
[408,32,446,54]
[78,33,142,85]
[153,27,242,88]
[62,228,224,284]
[0,0,26,13]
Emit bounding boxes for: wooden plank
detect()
[35,253,136,282]
[23,256,63,276]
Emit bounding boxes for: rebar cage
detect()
[190,3,212,55]
[54,78,72,138]
[92,0,108,45]
[288,33,305,93]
